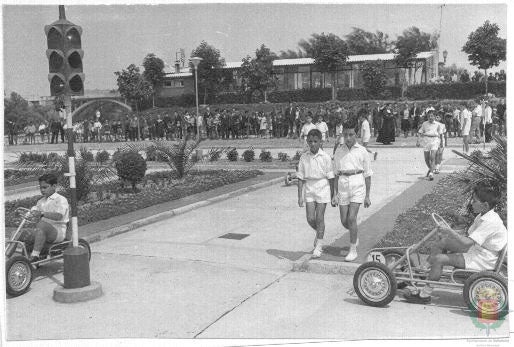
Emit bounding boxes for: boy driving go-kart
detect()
[403,181,507,304]
[27,173,70,263]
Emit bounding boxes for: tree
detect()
[306,33,349,100]
[4,92,51,132]
[190,41,225,104]
[278,49,308,59]
[394,27,438,92]
[114,64,153,139]
[238,44,278,103]
[345,27,393,55]
[142,53,165,108]
[362,61,388,97]
[462,21,506,94]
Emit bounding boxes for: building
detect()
[159,50,438,98]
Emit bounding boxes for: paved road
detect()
[5,147,509,341]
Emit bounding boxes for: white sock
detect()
[350,243,357,252]
[316,238,324,248]
[420,285,433,298]
[31,250,40,257]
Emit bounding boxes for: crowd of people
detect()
[5,98,506,147]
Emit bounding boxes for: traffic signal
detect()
[45,6,84,96]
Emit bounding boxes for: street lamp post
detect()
[190,57,202,140]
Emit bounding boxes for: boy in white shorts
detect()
[358,113,378,161]
[315,116,329,143]
[28,173,70,262]
[418,110,443,181]
[300,114,317,151]
[434,114,446,174]
[404,181,506,304]
[297,129,335,258]
[332,121,373,261]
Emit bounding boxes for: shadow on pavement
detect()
[32,262,64,287]
[343,297,393,308]
[266,249,309,261]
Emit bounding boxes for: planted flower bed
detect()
[374,174,470,253]
[5,169,263,230]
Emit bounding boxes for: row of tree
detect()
[113,22,505,110]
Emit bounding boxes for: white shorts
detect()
[304,179,331,204]
[423,137,440,152]
[43,218,67,243]
[337,176,365,205]
[362,135,370,144]
[462,252,493,271]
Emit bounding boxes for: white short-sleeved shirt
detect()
[461,109,472,135]
[316,121,328,134]
[418,121,442,137]
[300,123,317,138]
[32,192,69,230]
[360,119,371,143]
[297,149,335,181]
[463,210,507,271]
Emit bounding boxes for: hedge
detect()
[405,81,506,100]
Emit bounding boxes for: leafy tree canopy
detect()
[305,32,348,71]
[394,26,438,67]
[239,44,278,95]
[278,49,308,59]
[190,41,226,101]
[462,21,506,71]
[345,27,393,55]
[362,61,388,97]
[114,64,153,110]
[142,53,165,89]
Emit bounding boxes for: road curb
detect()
[83,176,285,244]
[291,254,360,275]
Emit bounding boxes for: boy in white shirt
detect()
[434,114,446,174]
[300,114,317,151]
[404,181,507,304]
[315,116,329,143]
[358,113,378,161]
[297,129,335,258]
[418,110,442,181]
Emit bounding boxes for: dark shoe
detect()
[403,291,431,304]
[373,152,378,161]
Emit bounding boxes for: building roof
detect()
[222,51,435,69]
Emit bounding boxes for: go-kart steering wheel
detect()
[431,212,452,229]
[15,207,39,223]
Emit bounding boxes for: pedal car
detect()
[5,207,91,297]
[353,213,508,317]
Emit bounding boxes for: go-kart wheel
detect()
[431,213,452,229]
[6,255,33,297]
[78,239,92,261]
[353,262,397,307]
[463,271,508,318]
[381,249,409,289]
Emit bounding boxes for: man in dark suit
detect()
[372,103,382,137]
[284,101,295,138]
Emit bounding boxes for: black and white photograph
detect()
[1,0,510,346]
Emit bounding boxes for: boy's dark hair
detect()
[473,181,501,208]
[39,173,58,185]
[307,128,322,140]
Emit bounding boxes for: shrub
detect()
[152,138,202,178]
[277,152,289,161]
[208,147,224,162]
[259,149,273,162]
[405,81,505,100]
[292,150,302,161]
[242,148,255,162]
[111,148,123,164]
[79,147,94,162]
[227,148,238,161]
[115,151,147,190]
[95,150,110,163]
[17,152,48,164]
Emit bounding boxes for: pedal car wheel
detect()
[78,239,92,261]
[463,271,508,318]
[381,250,409,289]
[6,255,33,297]
[353,262,397,307]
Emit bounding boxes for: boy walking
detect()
[332,121,373,261]
[297,129,335,258]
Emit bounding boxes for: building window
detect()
[164,80,172,88]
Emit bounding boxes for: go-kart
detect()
[5,207,91,297]
[353,213,508,317]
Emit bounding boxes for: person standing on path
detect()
[300,114,317,151]
[417,110,443,181]
[460,103,472,154]
[376,105,395,145]
[297,129,335,258]
[332,121,373,262]
[358,113,377,161]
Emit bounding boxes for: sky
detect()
[1,1,509,99]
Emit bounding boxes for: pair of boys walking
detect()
[297,122,372,261]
